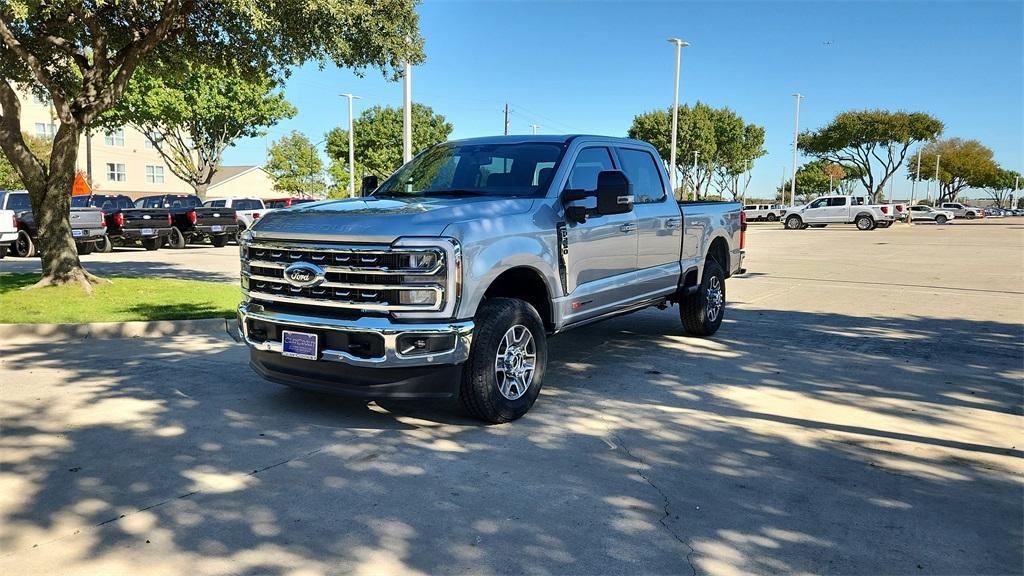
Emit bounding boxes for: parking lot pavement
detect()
[0,244,240,283]
[1,221,1021,575]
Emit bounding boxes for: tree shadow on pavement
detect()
[0,307,1021,575]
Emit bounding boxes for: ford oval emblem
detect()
[283,262,325,288]
[143,214,151,220]
[213,212,221,218]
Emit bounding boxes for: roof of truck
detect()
[445,134,650,146]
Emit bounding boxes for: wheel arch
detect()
[478,266,554,332]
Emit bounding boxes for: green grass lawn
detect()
[0,273,240,324]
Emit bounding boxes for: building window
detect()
[104,128,125,147]
[34,122,56,139]
[32,93,50,105]
[145,165,165,184]
[144,131,160,149]
[106,163,126,182]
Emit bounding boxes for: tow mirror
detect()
[595,170,633,216]
[360,175,379,197]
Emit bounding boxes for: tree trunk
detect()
[27,122,108,291]
[194,182,209,201]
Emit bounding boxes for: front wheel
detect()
[966,212,976,220]
[142,237,161,251]
[855,215,875,230]
[785,215,803,230]
[211,234,229,248]
[935,215,948,225]
[681,259,726,337]
[97,235,113,253]
[13,230,35,258]
[460,298,547,423]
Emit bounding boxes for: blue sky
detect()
[223,1,1023,200]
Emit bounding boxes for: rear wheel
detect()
[785,215,803,230]
[966,212,976,220]
[681,259,726,337]
[13,230,35,257]
[855,215,875,230]
[142,237,161,251]
[460,298,547,423]
[211,234,229,248]
[166,227,186,249]
[935,215,948,225]
[766,213,778,222]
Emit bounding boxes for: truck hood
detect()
[249,195,537,244]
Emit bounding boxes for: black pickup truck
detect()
[71,194,172,251]
[0,190,107,256]
[134,194,238,248]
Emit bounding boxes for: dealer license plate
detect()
[71,229,83,237]
[141,228,154,236]
[211,225,223,232]
[281,330,318,360]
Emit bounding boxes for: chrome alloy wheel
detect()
[494,324,537,400]
[705,276,724,323]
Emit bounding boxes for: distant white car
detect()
[939,202,983,219]
[742,203,787,222]
[0,207,17,258]
[204,197,266,230]
[908,205,955,225]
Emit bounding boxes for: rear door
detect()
[562,145,638,323]
[614,144,680,299]
[825,196,849,221]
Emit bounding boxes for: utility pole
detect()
[339,93,361,197]
[504,103,510,136]
[667,38,690,192]
[789,93,803,207]
[402,61,413,163]
[934,154,941,203]
[529,123,541,135]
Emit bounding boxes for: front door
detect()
[562,146,638,323]
[802,197,830,223]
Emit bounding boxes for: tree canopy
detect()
[265,131,326,197]
[981,167,1020,208]
[103,63,296,199]
[628,103,765,199]
[325,103,453,191]
[0,0,423,288]
[912,138,999,204]
[798,109,943,202]
[0,132,50,189]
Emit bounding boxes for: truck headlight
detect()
[406,251,438,270]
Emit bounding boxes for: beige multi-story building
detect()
[14,88,194,197]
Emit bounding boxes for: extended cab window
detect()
[829,197,848,207]
[616,147,665,203]
[568,147,614,191]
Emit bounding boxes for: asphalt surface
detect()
[1,220,1022,575]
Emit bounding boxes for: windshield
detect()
[374,142,566,198]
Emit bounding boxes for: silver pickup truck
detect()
[237,135,746,422]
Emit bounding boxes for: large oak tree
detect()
[0,0,422,289]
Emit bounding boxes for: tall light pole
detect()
[339,93,361,197]
[1014,174,1020,209]
[934,154,941,203]
[691,150,699,198]
[789,93,803,207]
[529,123,541,135]
[667,38,690,192]
[402,61,413,163]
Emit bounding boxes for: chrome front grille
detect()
[241,242,446,313]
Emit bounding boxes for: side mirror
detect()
[595,170,633,216]
[360,175,379,197]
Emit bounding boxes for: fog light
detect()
[397,334,456,356]
[398,289,436,306]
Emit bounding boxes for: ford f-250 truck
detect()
[235,135,746,422]
[71,194,173,251]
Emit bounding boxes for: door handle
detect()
[620,223,636,233]
[665,218,681,228]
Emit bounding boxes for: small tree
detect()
[912,138,999,204]
[799,110,943,202]
[265,131,326,197]
[325,103,453,188]
[104,64,296,200]
[0,0,422,289]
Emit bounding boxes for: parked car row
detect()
[0,191,319,258]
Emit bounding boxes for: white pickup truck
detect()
[939,202,983,219]
[783,195,896,231]
[204,197,266,230]
[0,207,16,258]
[742,203,787,222]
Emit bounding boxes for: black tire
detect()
[681,259,726,337]
[785,215,803,230]
[876,221,892,229]
[166,227,186,249]
[77,242,93,255]
[211,234,229,248]
[459,297,547,423]
[766,213,778,222]
[97,235,113,253]
[0,245,6,259]
[966,212,976,220]
[142,237,161,251]
[935,215,948,225]
[13,230,35,257]
[855,214,875,230]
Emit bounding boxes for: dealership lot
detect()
[1,221,1021,575]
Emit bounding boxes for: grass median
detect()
[0,273,240,324]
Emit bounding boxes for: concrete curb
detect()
[0,317,235,342]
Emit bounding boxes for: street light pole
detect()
[667,38,689,192]
[691,150,699,199]
[339,93,361,197]
[934,154,941,203]
[402,61,413,163]
[789,93,803,207]
[529,123,541,135]
[911,148,921,203]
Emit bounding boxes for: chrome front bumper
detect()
[236,302,473,368]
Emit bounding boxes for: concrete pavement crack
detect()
[612,433,698,576]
